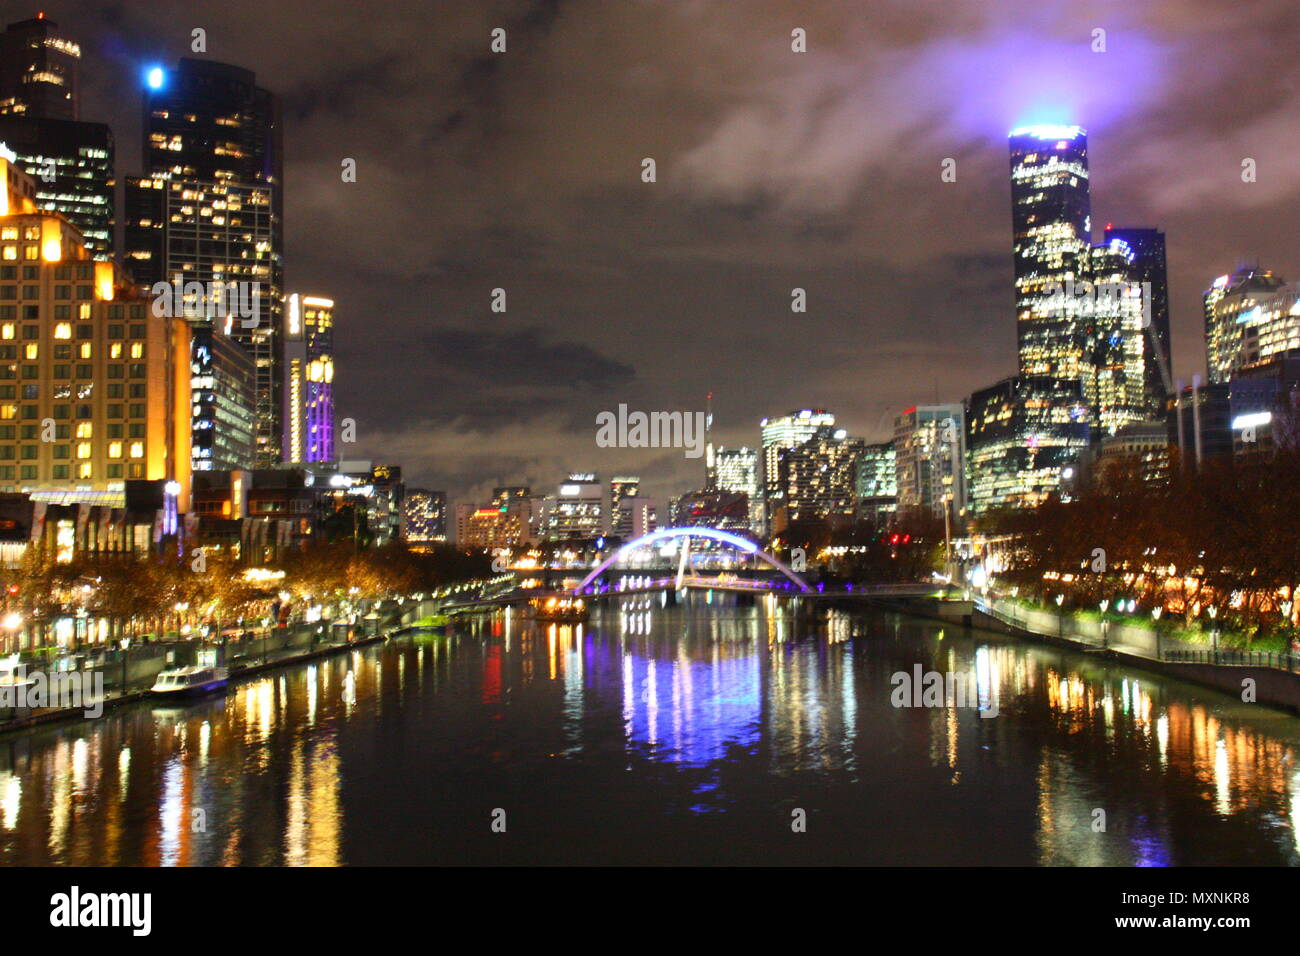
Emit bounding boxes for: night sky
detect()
[15,0,1300,509]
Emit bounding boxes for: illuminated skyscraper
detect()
[760,408,835,530]
[0,159,191,506]
[124,58,284,466]
[0,18,114,260]
[894,406,965,520]
[1105,226,1172,412]
[714,446,760,531]
[284,294,334,463]
[0,15,79,120]
[1204,266,1300,384]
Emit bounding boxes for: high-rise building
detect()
[855,441,896,524]
[190,323,255,471]
[966,377,1090,513]
[760,408,835,529]
[1105,226,1172,413]
[608,475,640,536]
[767,424,863,534]
[404,488,446,542]
[894,405,965,520]
[125,58,284,467]
[284,293,334,463]
[542,474,604,541]
[714,446,760,532]
[0,18,114,261]
[0,159,191,507]
[1009,125,1148,436]
[1204,266,1300,384]
[0,16,80,120]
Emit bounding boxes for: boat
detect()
[150,665,229,698]
[528,595,589,623]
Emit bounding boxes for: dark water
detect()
[2,594,1299,866]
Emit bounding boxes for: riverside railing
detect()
[975,596,1300,674]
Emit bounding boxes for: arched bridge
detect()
[573,526,810,595]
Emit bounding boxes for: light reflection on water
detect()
[0,594,1298,865]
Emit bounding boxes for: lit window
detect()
[23,344,37,360]
[129,441,143,458]
[77,463,91,479]
[0,325,12,340]
[75,422,92,438]
[0,406,14,420]
[76,442,91,459]
[54,323,71,340]
[108,441,122,458]
[129,342,144,359]
[78,343,91,359]
[109,343,122,358]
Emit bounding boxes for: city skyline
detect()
[2,1,1298,509]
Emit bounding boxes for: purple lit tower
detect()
[283,293,335,463]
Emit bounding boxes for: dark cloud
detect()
[13,0,1299,511]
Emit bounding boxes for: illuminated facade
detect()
[403,488,446,542]
[760,408,835,529]
[284,293,334,463]
[1009,125,1148,436]
[714,446,761,532]
[0,16,80,120]
[125,58,284,467]
[855,440,896,524]
[894,405,965,520]
[542,474,604,541]
[609,476,640,536]
[767,424,863,533]
[0,19,113,261]
[1204,267,1300,384]
[190,323,255,471]
[966,376,1089,513]
[0,160,191,509]
[1105,226,1172,413]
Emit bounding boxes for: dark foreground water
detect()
[2,594,1299,866]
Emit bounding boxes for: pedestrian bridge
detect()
[573,526,810,595]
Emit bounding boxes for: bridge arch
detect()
[573,526,810,594]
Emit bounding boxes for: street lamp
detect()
[1208,605,1219,657]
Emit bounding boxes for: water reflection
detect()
[0,594,1297,865]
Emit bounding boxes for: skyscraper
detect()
[1009,125,1148,434]
[760,408,835,530]
[1204,266,1300,384]
[1104,226,1172,413]
[0,158,191,506]
[0,17,114,260]
[0,15,79,120]
[125,58,284,467]
[893,405,965,520]
[714,446,760,532]
[767,424,863,534]
[284,293,334,463]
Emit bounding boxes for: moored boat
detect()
[150,665,229,698]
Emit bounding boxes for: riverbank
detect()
[866,592,1300,716]
[0,632,388,738]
